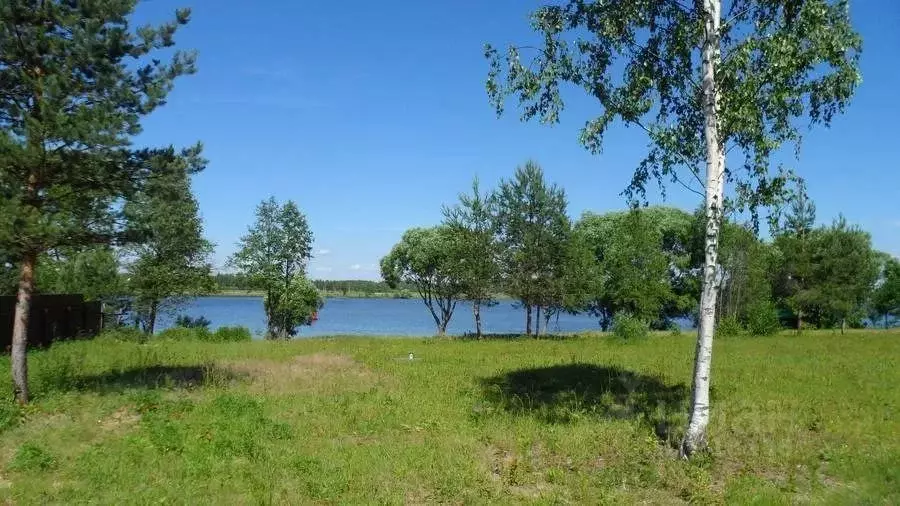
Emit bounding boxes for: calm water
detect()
[156,296,626,337]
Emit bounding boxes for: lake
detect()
[155,296,676,337]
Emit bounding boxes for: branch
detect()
[622,37,703,91]
[723,4,754,29]
[632,118,706,190]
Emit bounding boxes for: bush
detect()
[174,315,211,330]
[154,325,251,342]
[265,278,324,338]
[0,403,22,435]
[157,326,211,341]
[611,312,649,340]
[98,327,146,342]
[745,301,782,336]
[9,443,56,472]
[717,315,744,337]
[211,326,252,342]
[669,322,683,337]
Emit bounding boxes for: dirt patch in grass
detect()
[98,408,141,433]
[223,353,377,394]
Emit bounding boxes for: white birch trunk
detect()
[682,0,724,458]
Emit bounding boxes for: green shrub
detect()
[99,327,145,342]
[669,322,683,337]
[717,315,744,337]
[611,312,649,340]
[211,326,252,342]
[9,443,56,472]
[157,326,211,341]
[745,301,782,336]
[154,325,251,342]
[174,315,212,330]
[0,403,22,434]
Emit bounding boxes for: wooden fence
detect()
[0,295,102,350]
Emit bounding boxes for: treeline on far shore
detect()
[213,274,418,298]
[380,162,900,339]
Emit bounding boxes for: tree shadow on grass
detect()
[57,365,242,394]
[479,364,689,444]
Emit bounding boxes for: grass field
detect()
[0,330,897,504]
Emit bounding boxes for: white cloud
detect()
[317,249,331,256]
[350,264,361,271]
[314,266,333,273]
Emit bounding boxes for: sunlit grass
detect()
[0,329,897,503]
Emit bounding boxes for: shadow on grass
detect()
[479,364,688,444]
[54,365,242,394]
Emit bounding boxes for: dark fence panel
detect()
[0,295,102,351]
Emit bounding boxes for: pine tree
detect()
[442,177,499,338]
[0,1,199,402]
[493,162,571,335]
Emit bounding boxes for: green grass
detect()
[0,330,897,504]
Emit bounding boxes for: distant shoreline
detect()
[214,289,415,299]
[209,290,515,300]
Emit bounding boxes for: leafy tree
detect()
[577,207,693,329]
[541,230,601,333]
[486,0,861,455]
[230,198,319,338]
[266,278,324,338]
[713,220,776,326]
[380,227,464,336]
[443,178,499,338]
[582,210,675,329]
[36,247,122,301]
[0,1,198,402]
[872,255,900,329]
[811,217,877,333]
[125,163,214,335]
[493,161,571,335]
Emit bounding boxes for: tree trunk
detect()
[682,0,723,459]
[797,310,803,332]
[535,305,542,335]
[11,252,36,404]
[840,318,845,335]
[886,314,889,330]
[146,300,158,335]
[473,301,482,338]
[525,304,532,336]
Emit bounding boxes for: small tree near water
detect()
[229,198,322,339]
[381,227,464,336]
[443,178,499,338]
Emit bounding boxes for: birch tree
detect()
[486,0,861,456]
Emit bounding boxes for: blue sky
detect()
[133,1,900,280]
